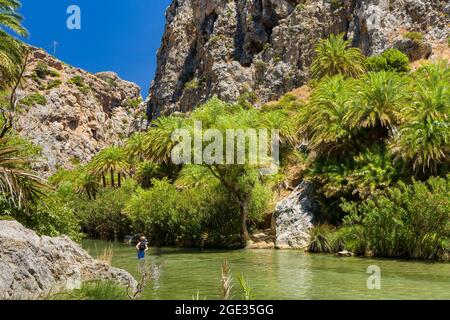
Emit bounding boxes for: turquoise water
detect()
[82,240,450,300]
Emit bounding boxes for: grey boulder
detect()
[0,221,137,300]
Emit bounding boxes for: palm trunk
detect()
[102,175,106,188]
[118,172,122,188]
[239,199,250,248]
[110,169,115,188]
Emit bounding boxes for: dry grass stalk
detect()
[220,259,233,300]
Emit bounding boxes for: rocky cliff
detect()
[0,221,137,300]
[14,47,143,176]
[148,0,449,115]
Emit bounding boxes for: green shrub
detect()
[45,79,62,90]
[55,280,128,300]
[127,98,142,108]
[308,224,333,253]
[404,31,424,43]
[70,75,85,87]
[237,91,259,109]
[125,178,213,246]
[35,62,49,79]
[49,70,60,77]
[70,76,90,94]
[105,78,117,88]
[254,60,268,73]
[124,174,263,247]
[0,192,82,241]
[73,180,135,240]
[184,79,200,91]
[20,93,47,106]
[341,176,450,260]
[0,215,15,221]
[367,49,410,72]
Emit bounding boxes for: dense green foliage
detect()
[341,176,449,260]
[0,0,28,90]
[299,39,449,259]
[0,136,82,240]
[367,49,410,73]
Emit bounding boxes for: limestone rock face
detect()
[274,182,318,249]
[0,221,137,300]
[148,0,448,115]
[14,47,143,176]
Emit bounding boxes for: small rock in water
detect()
[336,250,355,257]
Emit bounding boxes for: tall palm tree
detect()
[75,170,99,200]
[145,116,189,164]
[406,61,450,122]
[0,0,28,91]
[135,161,159,189]
[124,132,147,165]
[89,146,129,188]
[0,139,47,209]
[391,118,449,175]
[391,62,450,175]
[297,75,355,156]
[346,71,406,131]
[310,33,366,81]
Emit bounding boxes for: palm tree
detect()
[297,75,355,156]
[310,33,366,81]
[262,109,298,147]
[145,116,189,164]
[406,61,450,122]
[89,146,129,188]
[391,118,449,175]
[124,132,147,165]
[391,62,450,175]
[346,71,406,132]
[135,161,159,189]
[0,139,47,209]
[0,0,28,91]
[75,170,99,200]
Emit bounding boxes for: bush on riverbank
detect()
[53,280,129,300]
[125,174,270,247]
[340,176,450,260]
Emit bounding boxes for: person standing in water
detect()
[136,236,148,260]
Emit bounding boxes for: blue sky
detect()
[19,0,173,96]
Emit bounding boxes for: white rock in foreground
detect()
[0,221,137,300]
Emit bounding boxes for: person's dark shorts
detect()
[138,250,145,260]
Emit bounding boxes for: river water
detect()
[82,240,450,300]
